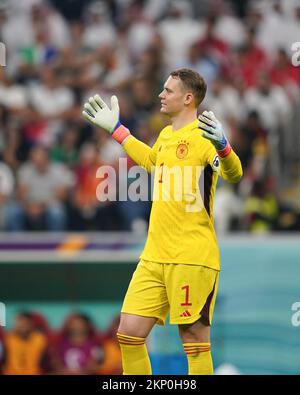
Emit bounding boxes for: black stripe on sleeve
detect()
[203,165,213,217]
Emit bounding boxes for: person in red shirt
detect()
[232,28,269,88]
[270,48,300,100]
[196,16,229,64]
[52,313,105,375]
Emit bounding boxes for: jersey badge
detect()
[176,140,189,159]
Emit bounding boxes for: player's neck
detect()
[170,110,197,132]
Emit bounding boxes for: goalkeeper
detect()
[82,68,242,375]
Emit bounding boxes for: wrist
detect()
[111,123,131,144]
[217,142,232,158]
[112,120,122,133]
[215,134,228,152]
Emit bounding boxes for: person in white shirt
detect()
[4,145,74,231]
[0,160,14,229]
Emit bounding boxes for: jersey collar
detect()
[171,119,199,134]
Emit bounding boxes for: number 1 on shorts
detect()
[181,284,192,306]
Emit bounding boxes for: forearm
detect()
[219,149,243,183]
[17,186,30,205]
[55,187,68,202]
[0,195,8,204]
[122,135,156,173]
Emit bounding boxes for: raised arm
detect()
[198,110,243,183]
[82,94,158,172]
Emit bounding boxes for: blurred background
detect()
[0,0,300,375]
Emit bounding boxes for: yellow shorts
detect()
[121,259,219,326]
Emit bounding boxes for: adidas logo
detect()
[180,310,191,317]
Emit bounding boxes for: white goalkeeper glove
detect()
[82,94,131,144]
[82,94,120,133]
[198,110,229,152]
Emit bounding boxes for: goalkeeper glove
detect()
[198,110,231,157]
[82,94,131,144]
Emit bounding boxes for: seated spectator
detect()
[50,125,80,169]
[270,48,300,101]
[2,312,49,375]
[2,126,32,172]
[18,23,60,75]
[196,15,229,66]
[30,311,53,340]
[0,70,28,113]
[98,315,122,375]
[27,66,75,146]
[4,145,74,231]
[244,71,291,131]
[184,42,220,87]
[244,180,279,233]
[0,158,14,230]
[235,111,268,170]
[70,142,119,230]
[82,1,116,50]
[0,327,4,373]
[28,311,57,374]
[157,0,203,70]
[130,76,158,123]
[205,77,242,138]
[231,27,269,89]
[275,204,300,232]
[214,182,244,234]
[52,313,104,375]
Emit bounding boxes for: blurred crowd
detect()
[0,311,122,375]
[0,0,300,234]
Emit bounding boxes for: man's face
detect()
[14,315,33,337]
[159,76,190,116]
[31,147,49,172]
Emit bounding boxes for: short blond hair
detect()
[170,68,207,107]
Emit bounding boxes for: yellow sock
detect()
[183,342,213,375]
[117,333,152,375]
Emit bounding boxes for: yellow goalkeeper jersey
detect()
[123,119,242,271]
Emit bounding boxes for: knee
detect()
[4,202,25,230]
[117,320,145,339]
[47,203,66,218]
[117,314,156,339]
[45,203,67,230]
[179,320,210,343]
[5,202,23,218]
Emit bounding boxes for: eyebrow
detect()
[163,86,173,93]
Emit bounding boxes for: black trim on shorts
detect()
[199,276,217,326]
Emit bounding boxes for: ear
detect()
[184,92,194,106]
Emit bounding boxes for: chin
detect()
[160,106,169,115]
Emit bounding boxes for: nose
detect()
[158,91,164,99]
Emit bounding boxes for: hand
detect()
[198,110,228,151]
[82,94,120,134]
